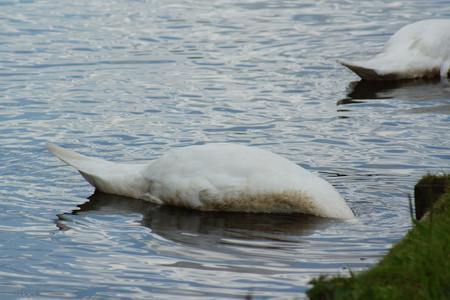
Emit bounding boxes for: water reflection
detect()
[338,78,450,114]
[56,191,343,246]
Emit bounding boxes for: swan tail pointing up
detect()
[46,143,148,199]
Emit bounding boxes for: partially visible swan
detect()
[339,19,450,80]
[46,143,354,219]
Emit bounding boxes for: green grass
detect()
[307,174,450,300]
[419,172,450,185]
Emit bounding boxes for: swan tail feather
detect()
[46,143,146,198]
[46,143,106,170]
[338,59,390,81]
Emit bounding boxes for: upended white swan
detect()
[339,19,450,80]
[46,143,354,219]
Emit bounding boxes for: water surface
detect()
[1,0,449,299]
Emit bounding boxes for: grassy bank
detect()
[307,174,450,300]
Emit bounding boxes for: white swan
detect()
[339,19,450,80]
[46,143,354,219]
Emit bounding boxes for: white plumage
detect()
[46,143,354,219]
[339,19,450,80]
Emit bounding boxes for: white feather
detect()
[46,143,354,219]
[339,19,450,80]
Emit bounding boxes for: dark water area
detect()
[1,0,449,299]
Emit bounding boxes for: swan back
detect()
[142,143,354,218]
[47,143,354,219]
[340,19,450,80]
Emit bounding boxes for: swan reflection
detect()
[56,191,343,247]
[338,78,450,114]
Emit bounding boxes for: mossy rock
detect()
[414,173,449,220]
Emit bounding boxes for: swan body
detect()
[46,143,354,219]
[339,19,450,80]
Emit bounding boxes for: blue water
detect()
[1,0,449,299]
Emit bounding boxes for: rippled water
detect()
[1,0,449,299]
